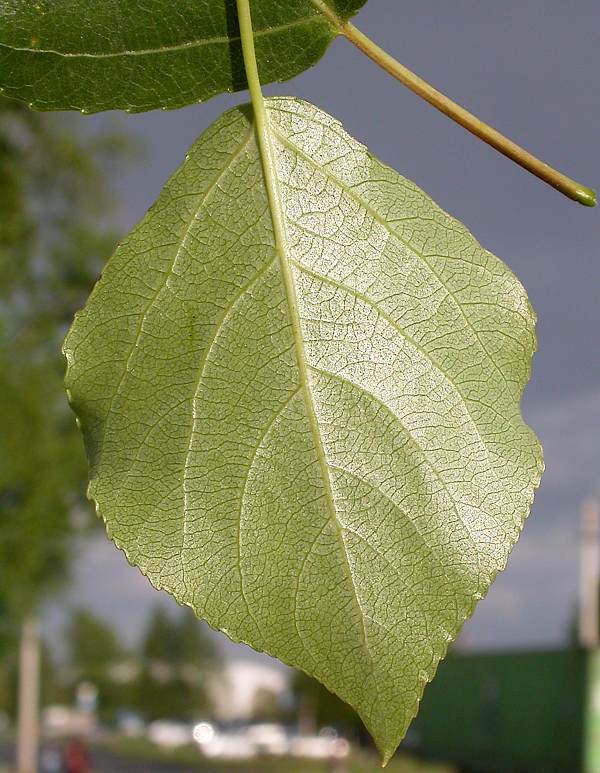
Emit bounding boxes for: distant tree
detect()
[0,95,135,763]
[0,643,64,720]
[175,610,218,667]
[142,607,180,666]
[134,606,218,720]
[291,671,368,744]
[0,96,134,629]
[64,608,131,722]
[67,608,126,681]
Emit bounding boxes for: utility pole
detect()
[579,498,600,650]
[16,616,41,773]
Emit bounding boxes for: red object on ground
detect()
[62,740,90,773]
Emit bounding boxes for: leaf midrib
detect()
[249,88,376,684]
[288,256,506,489]
[0,15,321,59]
[270,121,514,394]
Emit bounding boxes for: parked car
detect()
[115,710,145,738]
[289,732,350,760]
[146,720,193,749]
[193,721,349,761]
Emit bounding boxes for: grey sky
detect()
[46,1,600,656]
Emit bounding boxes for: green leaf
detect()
[0,0,364,113]
[64,97,543,760]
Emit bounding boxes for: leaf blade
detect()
[64,97,543,759]
[0,0,364,112]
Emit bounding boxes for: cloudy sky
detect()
[46,0,600,658]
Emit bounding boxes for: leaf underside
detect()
[64,97,543,761]
[0,0,365,112]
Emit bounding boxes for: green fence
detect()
[409,648,600,772]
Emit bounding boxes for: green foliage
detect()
[141,606,216,667]
[64,608,130,721]
[0,0,365,113]
[0,641,62,719]
[64,97,542,760]
[67,608,127,679]
[0,97,132,623]
[57,606,217,722]
[0,365,79,616]
[134,606,217,721]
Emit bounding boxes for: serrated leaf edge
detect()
[63,97,544,764]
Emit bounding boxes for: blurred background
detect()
[1,2,599,771]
